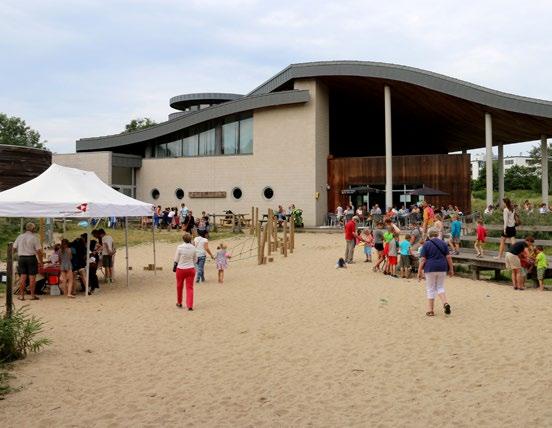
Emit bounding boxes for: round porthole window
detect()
[175,188,184,199]
[232,187,243,200]
[263,186,274,200]
[151,188,160,200]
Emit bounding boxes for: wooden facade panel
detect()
[0,145,52,192]
[328,154,471,213]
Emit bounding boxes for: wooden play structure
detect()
[251,207,295,265]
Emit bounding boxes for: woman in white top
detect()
[497,197,517,258]
[173,233,198,310]
[193,230,214,283]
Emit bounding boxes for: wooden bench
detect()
[460,236,552,246]
[451,250,552,282]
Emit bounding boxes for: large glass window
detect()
[239,117,253,154]
[166,139,182,157]
[222,121,239,155]
[182,134,198,157]
[199,128,216,156]
[152,115,253,158]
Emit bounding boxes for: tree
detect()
[527,142,552,189]
[124,118,157,133]
[504,165,539,191]
[472,161,498,191]
[0,113,46,149]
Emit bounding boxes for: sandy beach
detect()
[2,232,552,427]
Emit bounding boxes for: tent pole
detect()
[85,219,90,297]
[152,218,157,275]
[125,217,129,287]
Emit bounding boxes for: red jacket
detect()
[345,220,356,240]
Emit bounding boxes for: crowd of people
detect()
[13,223,115,300]
[339,197,550,316]
[151,204,211,235]
[335,201,464,226]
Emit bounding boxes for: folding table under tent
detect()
[0,163,155,295]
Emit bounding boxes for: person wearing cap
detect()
[344,215,360,264]
[13,222,43,301]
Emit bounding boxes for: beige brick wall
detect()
[136,80,330,225]
[53,152,112,184]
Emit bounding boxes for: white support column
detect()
[485,113,493,207]
[498,143,504,207]
[542,135,549,206]
[384,85,393,209]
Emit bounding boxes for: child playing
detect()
[359,228,374,262]
[535,246,548,291]
[433,214,444,240]
[399,234,413,278]
[449,215,462,255]
[387,232,399,277]
[215,243,231,283]
[474,218,487,257]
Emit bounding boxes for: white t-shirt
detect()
[103,235,114,255]
[168,210,175,219]
[194,236,208,257]
[503,208,516,228]
[174,243,198,269]
[14,231,41,256]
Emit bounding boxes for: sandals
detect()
[426,311,435,317]
[444,303,451,315]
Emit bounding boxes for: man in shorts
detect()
[100,229,115,283]
[505,236,534,290]
[13,222,43,300]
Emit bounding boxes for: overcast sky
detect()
[2,0,551,155]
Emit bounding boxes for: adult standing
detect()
[422,201,435,239]
[179,203,189,230]
[194,230,215,283]
[100,228,115,283]
[13,222,43,301]
[173,232,198,310]
[183,210,195,236]
[417,228,453,317]
[344,216,360,264]
[505,236,534,290]
[497,198,517,259]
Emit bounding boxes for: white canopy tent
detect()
[0,163,155,294]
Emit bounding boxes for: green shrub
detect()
[0,306,51,363]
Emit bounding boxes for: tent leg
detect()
[125,217,129,287]
[152,219,157,275]
[85,220,90,297]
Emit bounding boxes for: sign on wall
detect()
[189,191,227,198]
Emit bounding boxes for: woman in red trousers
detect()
[173,232,198,310]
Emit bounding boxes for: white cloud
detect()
[2,0,552,154]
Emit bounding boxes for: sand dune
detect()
[2,232,552,427]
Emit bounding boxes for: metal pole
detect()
[152,217,157,275]
[485,113,493,207]
[542,135,549,206]
[85,219,91,297]
[6,243,14,318]
[384,85,393,210]
[125,217,129,287]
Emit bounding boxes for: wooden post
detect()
[290,219,295,253]
[257,221,262,265]
[262,222,268,264]
[39,218,45,249]
[267,209,272,255]
[270,212,278,251]
[5,243,14,318]
[283,220,288,257]
[250,207,254,235]
[255,208,259,236]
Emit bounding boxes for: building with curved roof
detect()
[62,61,552,226]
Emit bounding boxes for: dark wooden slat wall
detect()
[0,145,52,191]
[328,154,471,213]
